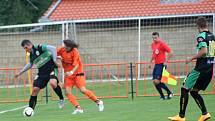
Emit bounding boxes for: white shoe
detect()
[58,99,65,109]
[97,100,104,112]
[72,108,84,114]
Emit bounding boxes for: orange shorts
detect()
[64,75,86,88]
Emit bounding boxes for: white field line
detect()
[0,104,45,115]
[0,105,28,114]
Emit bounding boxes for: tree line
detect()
[0,0,52,26]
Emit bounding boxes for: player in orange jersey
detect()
[57,39,104,114]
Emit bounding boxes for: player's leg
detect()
[167,87,188,121]
[29,86,40,109]
[76,76,104,111]
[49,78,64,108]
[168,69,200,120]
[153,79,165,100]
[29,75,49,110]
[49,70,64,108]
[190,89,211,121]
[191,70,212,121]
[64,76,83,114]
[153,64,165,99]
[159,82,173,99]
[158,65,173,98]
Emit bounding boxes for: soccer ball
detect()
[23,107,34,117]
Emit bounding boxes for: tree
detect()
[0,0,52,26]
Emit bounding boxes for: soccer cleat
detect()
[198,113,211,121]
[97,100,104,111]
[168,114,185,121]
[160,96,166,100]
[58,99,65,109]
[167,93,174,100]
[72,107,84,114]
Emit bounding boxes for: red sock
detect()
[83,90,98,102]
[67,94,79,107]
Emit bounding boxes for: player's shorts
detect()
[33,68,59,89]
[152,63,165,80]
[183,66,213,91]
[64,73,86,88]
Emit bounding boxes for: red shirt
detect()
[151,39,171,64]
[57,47,83,74]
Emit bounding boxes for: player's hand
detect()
[57,56,62,60]
[14,73,20,78]
[65,71,73,77]
[55,62,62,68]
[148,65,152,69]
[164,60,169,66]
[185,57,192,64]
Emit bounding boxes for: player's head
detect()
[21,39,33,53]
[152,32,159,42]
[63,39,79,52]
[196,17,207,32]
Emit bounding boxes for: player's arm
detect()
[65,49,80,76]
[15,62,33,78]
[163,43,173,62]
[66,65,79,76]
[163,42,173,62]
[46,45,60,66]
[167,51,173,62]
[150,44,155,63]
[186,46,207,64]
[150,56,154,63]
[186,37,207,64]
[148,56,154,69]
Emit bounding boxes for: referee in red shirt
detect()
[150,32,173,100]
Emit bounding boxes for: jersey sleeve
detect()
[162,42,171,53]
[57,47,63,56]
[196,37,207,49]
[41,43,47,52]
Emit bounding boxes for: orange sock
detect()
[83,90,98,102]
[67,94,79,107]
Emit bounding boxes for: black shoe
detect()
[167,93,173,100]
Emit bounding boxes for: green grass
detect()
[0,78,214,121]
[0,95,215,121]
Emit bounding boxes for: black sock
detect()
[159,83,172,94]
[29,95,37,109]
[190,91,207,115]
[53,85,64,100]
[154,84,165,98]
[179,88,189,118]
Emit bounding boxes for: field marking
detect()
[0,105,28,114]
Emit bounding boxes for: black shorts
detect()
[184,66,213,91]
[33,68,59,89]
[194,67,213,90]
[152,64,165,80]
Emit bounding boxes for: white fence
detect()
[0,13,214,79]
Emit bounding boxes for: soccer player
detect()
[150,32,173,100]
[15,39,65,110]
[57,39,104,114]
[168,17,214,121]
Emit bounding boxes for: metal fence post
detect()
[45,86,49,104]
[129,62,136,100]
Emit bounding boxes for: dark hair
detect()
[152,32,159,36]
[196,17,207,29]
[63,39,79,49]
[21,39,32,47]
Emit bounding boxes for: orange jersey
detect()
[57,47,83,74]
